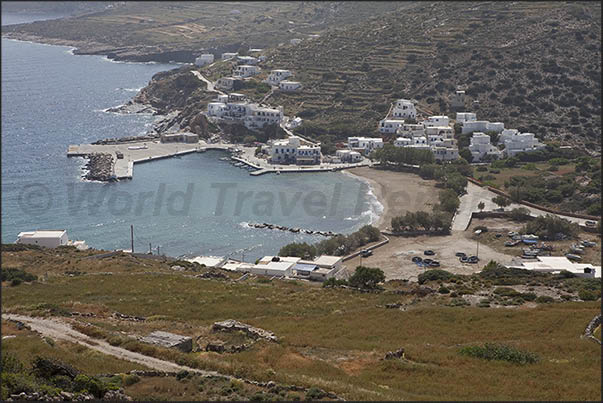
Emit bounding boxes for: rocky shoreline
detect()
[247,222,339,237]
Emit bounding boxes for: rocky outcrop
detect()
[83,153,114,181]
[384,348,406,360]
[582,314,602,344]
[112,311,146,322]
[212,320,278,342]
[6,389,131,401]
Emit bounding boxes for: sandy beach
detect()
[345,166,440,230]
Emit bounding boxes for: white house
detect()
[195,53,214,66]
[236,55,259,65]
[451,90,466,109]
[425,126,454,139]
[397,123,425,138]
[270,136,321,165]
[186,255,227,268]
[336,149,363,163]
[207,102,228,117]
[279,80,302,92]
[394,137,412,147]
[510,256,600,279]
[234,65,260,78]
[348,137,384,154]
[266,69,292,85]
[500,128,519,143]
[424,115,450,128]
[237,256,298,277]
[503,132,546,157]
[392,99,417,119]
[16,230,87,250]
[432,146,459,161]
[285,116,303,129]
[221,52,238,60]
[378,119,405,134]
[468,132,502,161]
[456,112,476,124]
[245,104,284,129]
[228,93,247,103]
[462,120,505,134]
[486,122,505,133]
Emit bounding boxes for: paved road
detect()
[4,314,223,376]
[452,181,590,231]
[191,70,225,95]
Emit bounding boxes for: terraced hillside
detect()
[259,1,601,151]
[2,1,413,62]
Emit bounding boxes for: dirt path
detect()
[3,314,226,377]
[191,70,224,95]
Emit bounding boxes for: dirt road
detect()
[3,314,224,377]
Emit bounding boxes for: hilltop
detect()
[2,1,411,62]
[259,1,601,151]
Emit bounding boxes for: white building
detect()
[503,132,546,157]
[16,230,87,250]
[392,99,417,119]
[425,126,454,139]
[293,255,343,281]
[234,65,260,78]
[228,93,247,103]
[245,104,284,129]
[216,76,239,91]
[432,146,460,161]
[397,123,425,138]
[456,112,476,124]
[378,119,405,134]
[186,256,227,268]
[462,120,505,135]
[279,80,302,92]
[194,53,214,67]
[221,52,238,60]
[424,115,450,128]
[266,69,292,85]
[270,136,321,165]
[510,256,600,279]
[236,55,259,65]
[336,149,363,163]
[285,116,303,129]
[394,137,412,147]
[237,256,298,277]
[207,102,227,117]
[468,132,502,161]
[348,137,384,154]
[290,38,302,45]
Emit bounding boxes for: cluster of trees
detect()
[372,144,435,166]
[323,266,385,290]
[521,214,579,239]
[419,160,471,195]
[1,267,37,286]
[279,225,381,258]
[391,209,453,233]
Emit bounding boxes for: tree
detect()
[242,135,256,145]
[492,195,511,209]
[415,211,432,230]
[278,242,316,259]
[478,201,485,211]
[438,189,460,213]
[348,266,385,289]
[459,148,473,163]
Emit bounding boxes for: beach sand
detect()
[345,166,439,230]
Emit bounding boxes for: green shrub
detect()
[493,287,521,297]
[578,289,599,301]
[521,292,537,301]
[438,286,450,294]
[535,295,554,303]
[460,343,539,365]
[322,278,348,288]
[418,269,453,285]
[349,266,385,289]
[1,352,25,373]
[306,387,326,400]
[1,267,38,283]
[73,374,107,398]
[123,374,140,386]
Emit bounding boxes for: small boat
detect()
[219,157,229,161]
[127,145,148,150]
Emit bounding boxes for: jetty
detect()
[246,222,339,237]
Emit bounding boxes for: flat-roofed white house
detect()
[270,136,321,165]
[186,255,227,268]
[432,146,459,161]
[236,55,259,65]
[244,104,284,129]
[237,256,299,277]
[195,53,214,66]
[486,122,505,133]
[207,102,228,117]
[336,149,363,163]
[378,118,405,134]
[348,137,384,155]
[216,76,239,91]
[424,115,450,128]
[468,132,502,161]
[509,256,600,279]
[221,52,238,60]
[266,69,292,85]
[16,230,87,250]
[392,99,417,119]
[394,137,412,147]
[503,132,546,157]
[397,123,425,138]
[425,126,454,138]
[234,64,260,78]
[456,112,477,124]
[462,120,505,134]
[293,255,343,281]
[279,80,302,92]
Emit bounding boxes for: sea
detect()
[1,12,382,261]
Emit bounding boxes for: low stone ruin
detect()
[212,319,277,342]
[112,311,146,322]
[384,348,405,360]
[141,331,193,352]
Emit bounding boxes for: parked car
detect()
[423,258,433,265]
[468,256,479,263]
[581,240,596,247]
[424,250,435,256]
[429,261,440,267]
[566,253,582,261]
[585,220,597,227]
[411,256,422,263]
[360,249,373,257]
[455,252,466,257]
[508,231,519,237]
[495,233,502,238]
[505,240,521,247]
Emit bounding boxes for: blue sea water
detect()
[1,13,379,261]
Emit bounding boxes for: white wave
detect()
[239,221,251,228]
[115,87,143,92]
[344,216,357,221]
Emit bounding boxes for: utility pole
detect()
[130,225,134,254]
[476,235,480,259]
[149,243,152,255]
